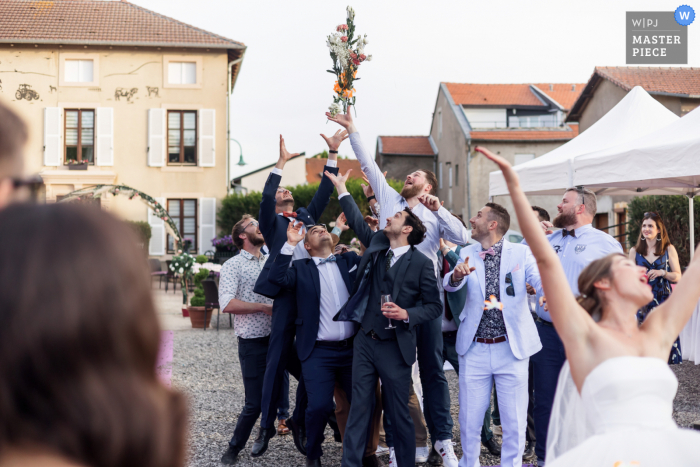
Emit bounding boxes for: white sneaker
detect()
[415,445,429,463]
[388,447,397,466]
[435,439,459,467]
[376,444,390,456]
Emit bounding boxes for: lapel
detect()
[307,259,321,300]
[500,240,512,281]
[336,256,353,293]
[472,244,486,299]
[391,247,413,301]
[352,233,390,292]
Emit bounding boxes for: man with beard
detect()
[327,107,468,466]
[528,186,621,466]
[219,215,275,464]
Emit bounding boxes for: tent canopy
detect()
[488,86,680,197]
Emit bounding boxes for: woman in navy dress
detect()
[629,211,683,364]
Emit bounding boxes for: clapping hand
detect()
[452,257,476,281]
[286,221,305,246]
[335,212,350,232]
[320,129,349,152]
[324,169,353,194]
[417,194,443,212]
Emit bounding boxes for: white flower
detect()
[329,102,343,117]
[346,5,355,20]
[365,54,372,61]
[179,268,184,273]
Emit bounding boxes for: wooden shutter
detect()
[148,197,166,256]
[148,108,166,167]
[199,197,216,254]
[44,107,62,166]
[198,109,215,167]
[95,107,114,166]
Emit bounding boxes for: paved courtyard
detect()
[152,287,700,467]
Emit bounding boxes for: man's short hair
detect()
[402,208,427,246]
[565,187,597,216]
[485,202,510,236]
[0,100,28,176]
[420,170,438,196]
[531,206,550,222]
[232,214,254,249]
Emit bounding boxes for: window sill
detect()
[161,166,204,173]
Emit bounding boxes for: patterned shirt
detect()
[476,237,507,339]
[218,249,274,339]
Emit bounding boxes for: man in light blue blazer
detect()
[443,203,542,467]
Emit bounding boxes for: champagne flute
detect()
[381,294,396,330]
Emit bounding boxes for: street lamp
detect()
[230,138,246,166]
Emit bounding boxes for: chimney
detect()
[549,84,553,91]
[572,84,576,91]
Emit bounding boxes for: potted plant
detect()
[187,267,212,328]
[212,235,234,252]
[169,251,195,317]
[65,160,88,170]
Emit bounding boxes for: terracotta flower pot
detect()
[188,306,212,329]
[181,307,190,317]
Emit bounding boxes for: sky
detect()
[130,0,700,181]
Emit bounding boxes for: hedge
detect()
[126,220,152,248]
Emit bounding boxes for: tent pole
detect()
[689,194,695,260]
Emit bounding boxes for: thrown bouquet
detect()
[326,6,372,117]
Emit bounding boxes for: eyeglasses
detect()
[243,220,259,230]
[10,175,44,203]
[277,187,293,196]
[505,272,514,297]
[574,186,587,205]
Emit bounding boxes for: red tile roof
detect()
[0,0,244,49]
[443,82,585,110]
[531,83,587,110]
[306,159,362,184]
[595,66,700,95]
[379,136,435,156]
[471,123,579,142]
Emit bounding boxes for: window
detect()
[514,154,535,166]
[65,109,95,164]
[168,110,197,165]
[167,199,198,253]
[455,164,459,186]
[448,166,453,188]
[437,108,443,139]
[168,62,196,85]
[439,162,443,189]
[64,59,94,83]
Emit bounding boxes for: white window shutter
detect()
[199,197,216,254]
[95,107,114,166]
[148,197,166,256]
[198,109,215,167]
[44,107,62,166]
[148,108,166,167]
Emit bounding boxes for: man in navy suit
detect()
[251,132,345,457]
[325,170,443,467]
[268,221,362,467]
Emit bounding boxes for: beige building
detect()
[0,0,245,257]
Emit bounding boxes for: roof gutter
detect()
[226,56,244,196]
[0,39,245,49]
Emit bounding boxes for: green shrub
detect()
[189,268,210,307]
[195,255,208,264]
[627,195,700,268]
[126,220,151,246]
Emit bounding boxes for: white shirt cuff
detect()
[338,192,351,200]
[325,160,337,168]
[271,167,283,176]
[280,242,296,255]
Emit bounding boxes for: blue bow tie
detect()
[318,255,337,265]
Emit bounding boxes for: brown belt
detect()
[473,335,507,344]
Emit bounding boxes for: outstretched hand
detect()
[452,257,476,281]
[335,212,350,232]
[324,169,353,194]
[279,135,301,163]
[326,105,356,133]
[475,146,518,185]
[320,129,349,151]
[286,220,305,246]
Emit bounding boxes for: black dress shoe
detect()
[250,427,275,458]
[306,457,322,467]
[362,454,384,467]
[522,442,536,462]
[427,446,443,466]
[220,445,242,464]
[482,437,501,456]
[328,413,342,442]
[286,417,307,456]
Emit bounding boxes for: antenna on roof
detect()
[549,84,553,91]
[572,84,576,91]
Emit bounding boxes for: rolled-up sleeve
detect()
[218,260,240,312]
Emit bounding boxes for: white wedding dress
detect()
[547,356,700,466]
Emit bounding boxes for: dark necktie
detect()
[562,229,576,238]
[441,255,454,321]
[385,250,394,271]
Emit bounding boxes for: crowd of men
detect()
[217,109,622,467]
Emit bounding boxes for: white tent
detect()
[489,86,679,197]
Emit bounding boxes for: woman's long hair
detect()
[634,211,671,257]
[0,203,187,467]
[576,253,626,322]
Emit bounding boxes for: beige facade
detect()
[2,44,235,257]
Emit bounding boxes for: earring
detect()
[641,234,645,240]
[657,234,662,240]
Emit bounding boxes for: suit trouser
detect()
[417,316,454,442]
[229,336,269,449]
[458,341,529,467]
[531,320,566,464]
[302,343,354,460]
[335,381,382,458]
[342,331,414,467]
[380,378,428,448]
[526,358,536,445]
[442,331,496,444]
[260,291,307,430]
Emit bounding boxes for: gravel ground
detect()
[173,324,700,467]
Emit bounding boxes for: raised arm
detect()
[326,169,377,248]
[267,222,304,290]
[259,136,300,239]
[475,146,594,346]
[417,194,471,245]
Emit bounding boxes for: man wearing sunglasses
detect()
[443,202,542,467]
[251,131,345,458]
[0,101,31,209]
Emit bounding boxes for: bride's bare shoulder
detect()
[0,448,87,467]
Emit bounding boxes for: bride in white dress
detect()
[477,146,700,466]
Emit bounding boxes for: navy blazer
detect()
[253,165,339,299]
[334,194,442,366]
[268,251,361,361]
